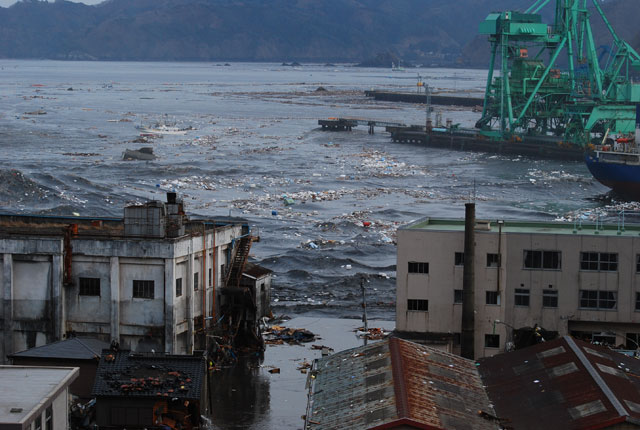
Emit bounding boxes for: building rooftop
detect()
[242,262,273,279]
[91,350,205,400]
[0,366,79,423]
[9,337,109,361]
[403,216,640,238]
[305,337,498,430]
[478,336,640,430]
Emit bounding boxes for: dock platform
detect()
[318,117,406,134]
[364,90,483,107]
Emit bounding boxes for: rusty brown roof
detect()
[242,262,273,279]
[478,336,640,430]
[305,337,499,430]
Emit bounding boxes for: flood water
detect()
[0,60,631,429]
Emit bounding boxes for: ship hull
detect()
[585,151,640,199]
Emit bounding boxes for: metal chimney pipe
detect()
[461,203,476,359]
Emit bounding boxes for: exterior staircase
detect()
[224,235,254,289]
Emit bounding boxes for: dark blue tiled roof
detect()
[91,350,205,400]
[9,337,109,360]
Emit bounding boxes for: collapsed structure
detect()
[0,193,270,363]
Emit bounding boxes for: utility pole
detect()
[361,276,368,346]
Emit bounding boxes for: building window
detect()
[408,262,428,274]
[133,280,154,299]
[78,277,100,296]
[580,252,618,271]
[407,299,428,311]
[543,290,558,308]
[636,292,640,311]
[523,250,561,270]
[35,416,42,430]
[486,253,500,268]
[579,290,617,310]
[209,268,212,286]
[454,289,464,304]
[515,289,530,306]
[45,406,52,430]
[627,333,640,350]
[486,291,500,305]
[194,273,199,291]
[176,278,182,297]
[455,252,464,266]
[485,334,500,348]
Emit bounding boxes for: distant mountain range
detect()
[0,0,638,67]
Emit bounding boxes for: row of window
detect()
[409,251,621,273]
[410,288,631,311]
[79,269,214,299]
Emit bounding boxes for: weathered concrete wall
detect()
[118,259,165,350]
[13,256,53,352]
[0,224,244,358]
[66,256,111,335]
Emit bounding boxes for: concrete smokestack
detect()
[461,203,476,359]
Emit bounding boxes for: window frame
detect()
[407,299,428,311]
[580,252,618,272]
[408,261,429,274]
[486,253,500,268]
[579,289,617,310]
[542,290,558,308]
[78,277,101,296]
[176,278,183,297]
[514,288,530,307]
[194,272,199,291]
[523,250,561,270]
[486,291,500,305]
[45,406,52,430]
[484,334,500,348]
[454,252,465,266]
[132,280,155,299]
[454,289,464,304]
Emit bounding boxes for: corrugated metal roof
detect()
[478,336,640,430]
[8,337,109,360]
[91,350,205,400]
[305,338,499,430]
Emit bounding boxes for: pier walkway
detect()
[318,117,406,134]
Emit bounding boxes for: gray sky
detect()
[0,0,104,6]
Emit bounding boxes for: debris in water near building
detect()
[355,327,391,340]
[263,325,316,345]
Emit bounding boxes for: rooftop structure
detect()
[478,336,640,430]
[8,337,109,400]
[304,337,498,430]
[396,215,640,359]
[0,365,78,430]
[92,350,205,429]
[8,337,108,361]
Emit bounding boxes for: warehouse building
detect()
[0,193,269,363]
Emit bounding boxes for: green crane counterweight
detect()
[476,0,640,147]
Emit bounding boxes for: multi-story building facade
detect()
[0,193,268,363]
[396,216,640,359]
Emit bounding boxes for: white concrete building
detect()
[396,216,640,359]
[0,194,266,362]
[0,366,78,430]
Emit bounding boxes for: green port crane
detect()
[476,0,640,146]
